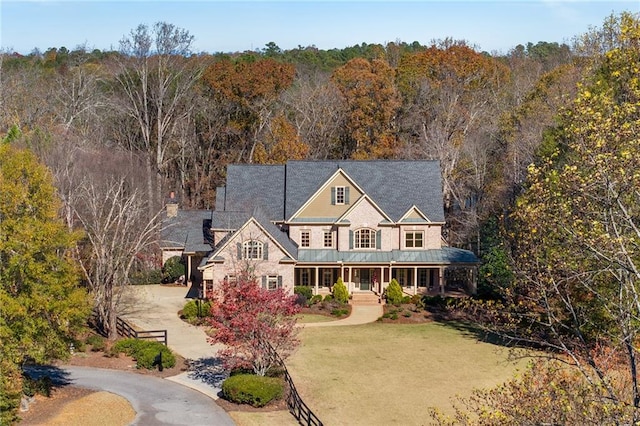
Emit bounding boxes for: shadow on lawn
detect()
[427,305,512,347]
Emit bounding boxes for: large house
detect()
[161,160,478,300]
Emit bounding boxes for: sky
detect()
[1,1,639,55]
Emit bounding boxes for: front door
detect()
[360,269,371,291]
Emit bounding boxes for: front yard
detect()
[286,322,529,425]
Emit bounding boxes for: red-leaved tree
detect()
[207,275,300,376]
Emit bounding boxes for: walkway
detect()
[120,285,226,401]
[120,285,382,399]
[302,304,383,327]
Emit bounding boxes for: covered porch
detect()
[294,263,477,297]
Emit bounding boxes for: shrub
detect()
[129,268,163,285]
[162,256,185,283]
[422,295,446,307]
[331,308,349,317]
[181,300,212,320]
[221,374,283,407]
[310,294,323,305]
[85,334,106,352]
[294,286,313,300]
[113,338,176,370]
[385,279,404,305]
[22,374,52,398]
[402,295,411,304]
[332,277,349,304]
[410,294,425,310]
[323,294,334,302]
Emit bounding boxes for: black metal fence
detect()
[267,343,323,426]
[116,316,168,346]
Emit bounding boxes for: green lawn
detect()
[296,313,340,323]
[285,322,529,426]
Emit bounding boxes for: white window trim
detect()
[355,228,376,249]
[335,186,346,205]
[405,231,424,249]
[243,240,263,259]
[323,230,333,248]
[301,230,311,248]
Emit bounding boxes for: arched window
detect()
[242,240,263,259]
[354,228,376,249]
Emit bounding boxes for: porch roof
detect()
[296,247,478,265]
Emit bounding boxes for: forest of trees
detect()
[3,12,640,423]
[0,21,578,253]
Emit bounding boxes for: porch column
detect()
[439,266,445,295]
[315,266,319,294]
[186,255,192,286]
[413,266,418,295]
[348,267,353,293]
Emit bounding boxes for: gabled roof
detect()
[161,210,213,253]
[285,160,444,223]
[222,160,445,223]
[207,206,298,261]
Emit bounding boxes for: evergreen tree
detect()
[0,144,91,423]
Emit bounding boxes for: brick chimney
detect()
[166,191,178,218]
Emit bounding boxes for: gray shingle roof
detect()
[221,160,444,223]
[161,210,213,253]
[223,164,285,219]
[208,206,298,260]
[285,160,444,223]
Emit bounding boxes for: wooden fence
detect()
[115,316,168,346]
[267,343,323,426]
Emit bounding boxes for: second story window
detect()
[301,230,310,248]
[323,231,333,248]
[405,232,424,248]
[242,240,263,259]
[354,228,376,249]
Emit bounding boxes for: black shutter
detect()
[331,187,336,205]
[261,276,267,289]
[349,230,354,249]
[237,243,242,259]
[376,230,382,249]
[263,242,269,260]
[345,187,350,205]
[277,276,283,288]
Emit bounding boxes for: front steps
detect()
[350,292,382,306]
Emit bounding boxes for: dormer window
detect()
[331,186,350,205]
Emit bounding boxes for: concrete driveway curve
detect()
[26,365,235,426]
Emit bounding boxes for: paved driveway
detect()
[25,365,235,426]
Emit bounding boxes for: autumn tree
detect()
[332,57,401,159]
[202,57,295,163]
[397,41,510,246]
[477,12,640,419]
[253,113,309,164]
[207,275,300,376]
[0,143,91,424]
